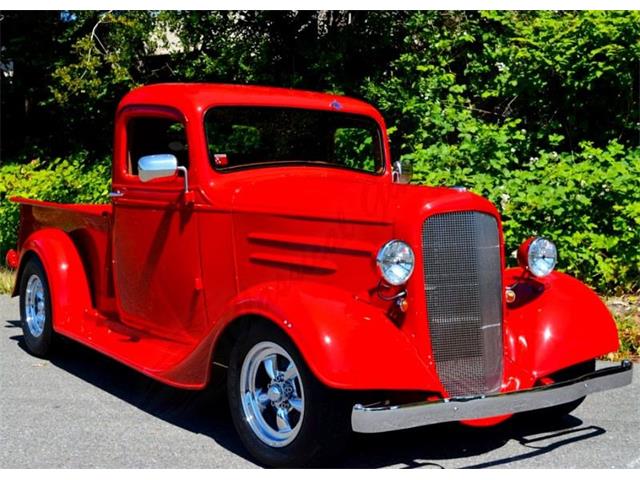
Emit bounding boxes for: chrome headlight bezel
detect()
[519,236,557,278]
[376,239,415,286]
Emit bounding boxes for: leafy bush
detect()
[0,154,110,258]
[500,143,640,293]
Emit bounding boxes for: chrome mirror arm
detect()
[177,166,189,193]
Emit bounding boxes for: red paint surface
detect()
[9,84,620,424]
[5,249,18,269]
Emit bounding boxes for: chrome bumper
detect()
[352,360,633,434]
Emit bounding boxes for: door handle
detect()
[109,191,124,198]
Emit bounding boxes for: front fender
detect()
[217,281,440,391]
[505,267,618,379]
[16,228,93,333]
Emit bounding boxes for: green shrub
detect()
[499,143,640,293]
[0,154,110,259]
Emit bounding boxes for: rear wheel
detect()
[19,257,54,357]
[227,323,350,467]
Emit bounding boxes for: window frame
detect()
[115,105,191,191]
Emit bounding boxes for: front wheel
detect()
[227,323,350,467]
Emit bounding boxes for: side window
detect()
[127,117,188,176]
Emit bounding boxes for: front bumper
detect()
[352,360,633,433]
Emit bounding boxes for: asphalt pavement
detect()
[1,294,638,468]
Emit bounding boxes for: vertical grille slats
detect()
[422,211,503,398]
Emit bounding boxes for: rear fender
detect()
[216,281,439,391]
[504,268,618,379]
[15,228,93,332]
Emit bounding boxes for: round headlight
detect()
[519,237,557,277]
[376,240,415,286]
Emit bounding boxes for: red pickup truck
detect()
[7,83,632,467]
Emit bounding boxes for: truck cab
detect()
[9,83,632,467]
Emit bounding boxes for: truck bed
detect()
[11,197,113,310]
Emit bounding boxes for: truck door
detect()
[110,108,206,341]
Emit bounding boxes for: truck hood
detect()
[228,166,500,229]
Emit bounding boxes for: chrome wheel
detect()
[25,274,46,338]
[240,341,305,447]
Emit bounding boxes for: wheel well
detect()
[12,250,38,297]
[211,314,279,369]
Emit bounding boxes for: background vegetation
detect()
[1,11,639,295]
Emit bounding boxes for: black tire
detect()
[19,256,54,357]
[521,359,596,422]
[227,322,351,468]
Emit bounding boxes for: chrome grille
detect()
[422,211,503,398]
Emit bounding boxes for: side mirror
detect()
[138,154,178,182]
[392,159,413,184]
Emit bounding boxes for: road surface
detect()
[1,294,638,468]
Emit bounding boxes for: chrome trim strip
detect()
[352,361,633,433]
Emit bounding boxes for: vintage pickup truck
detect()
[7,83,632,467]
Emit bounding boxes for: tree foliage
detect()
[1,10,638,293]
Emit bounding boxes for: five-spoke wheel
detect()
[227,323,350,467]
[240,341,305,447]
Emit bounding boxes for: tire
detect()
[227,322,351,467]
[521,359,596,422]
[19,256,54,357]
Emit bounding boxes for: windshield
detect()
[204,107,383,174]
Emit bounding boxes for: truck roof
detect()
[118,83,383,119]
